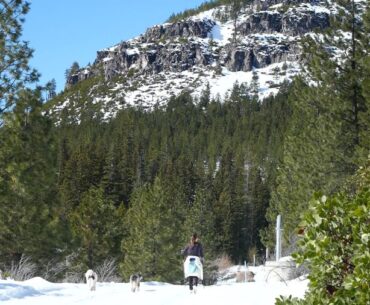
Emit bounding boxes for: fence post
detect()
[244,260,247,282]
[276,214,282,262]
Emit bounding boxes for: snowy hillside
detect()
[47,0,336,121]
[0,263,308,305]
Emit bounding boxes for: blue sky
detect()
[23,0,206,93]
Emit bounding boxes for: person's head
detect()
[191,233,198,244]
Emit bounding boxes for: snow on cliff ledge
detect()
[55,1,341,121]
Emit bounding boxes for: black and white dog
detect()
[130,273,142,292]
[85,269,98,291]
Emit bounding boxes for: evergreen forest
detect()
[0,2,369,303]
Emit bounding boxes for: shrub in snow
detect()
[96,258,121,282]
[214,254,233,271]
[64,270,84,283]
[202,259,219,285]
[42,259,67,281]
[7,255,37,281]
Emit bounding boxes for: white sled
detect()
[184,256,203,280]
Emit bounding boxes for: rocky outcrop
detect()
[281,9,329,35]
[66,67,95,88]
[65,1,331,88]
[94,41,212,81]
[143,19,215,42]
[224,41,298,71]
[54,0,346,121]
[239,11,283,34]
[225,48,259,71]
[239,7,329,36]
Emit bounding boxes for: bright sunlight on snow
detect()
[0,261,308,305]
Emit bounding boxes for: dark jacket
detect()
[182,242,204,258]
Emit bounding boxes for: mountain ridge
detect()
[47,0,334,122]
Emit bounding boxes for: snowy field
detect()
[0,264,308,305]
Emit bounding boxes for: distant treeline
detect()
[166,0,251,23]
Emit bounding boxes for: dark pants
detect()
[188,276,198,290]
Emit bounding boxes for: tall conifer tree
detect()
[121,178,183,282]
[0,0,39,117]
[265,0,370,244]
[0,89,57,263]
[69,187,121,268]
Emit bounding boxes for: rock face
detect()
[60,0,333,117]
[67,68,95,86]
[239,11,283,34]
[223,38,298,71]
[143,19,215,42]
[66,1,330,89]
[95,40,213,81]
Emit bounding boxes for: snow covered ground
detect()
[0,264,308,305]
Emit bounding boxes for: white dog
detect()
[85,269,98,291]
[130,273,142,292]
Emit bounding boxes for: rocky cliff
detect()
[53,0,334,121]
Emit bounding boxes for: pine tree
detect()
[0,0,39,117]
[182,175,217,258]
[45,79,57,100]
[303,0,369,167]
[226,0,244,45]
[100,116,137,207]
[121,178,183,282]
[58,136,105,215]
[265,0,370,245]
[213,149,245,261]
[249,70,259,99]
[265,78,345,244]
[199,82,211,109]
[64,61,80,82]
[69,186,121,269]
[272,66,281,84]
[0,89,57,264]
[244,165,269,258]
[359,3,370,161]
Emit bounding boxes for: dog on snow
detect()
[85,269,98,291]
[130,273,142,292]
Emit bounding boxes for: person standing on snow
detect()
[182,233,204,293]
